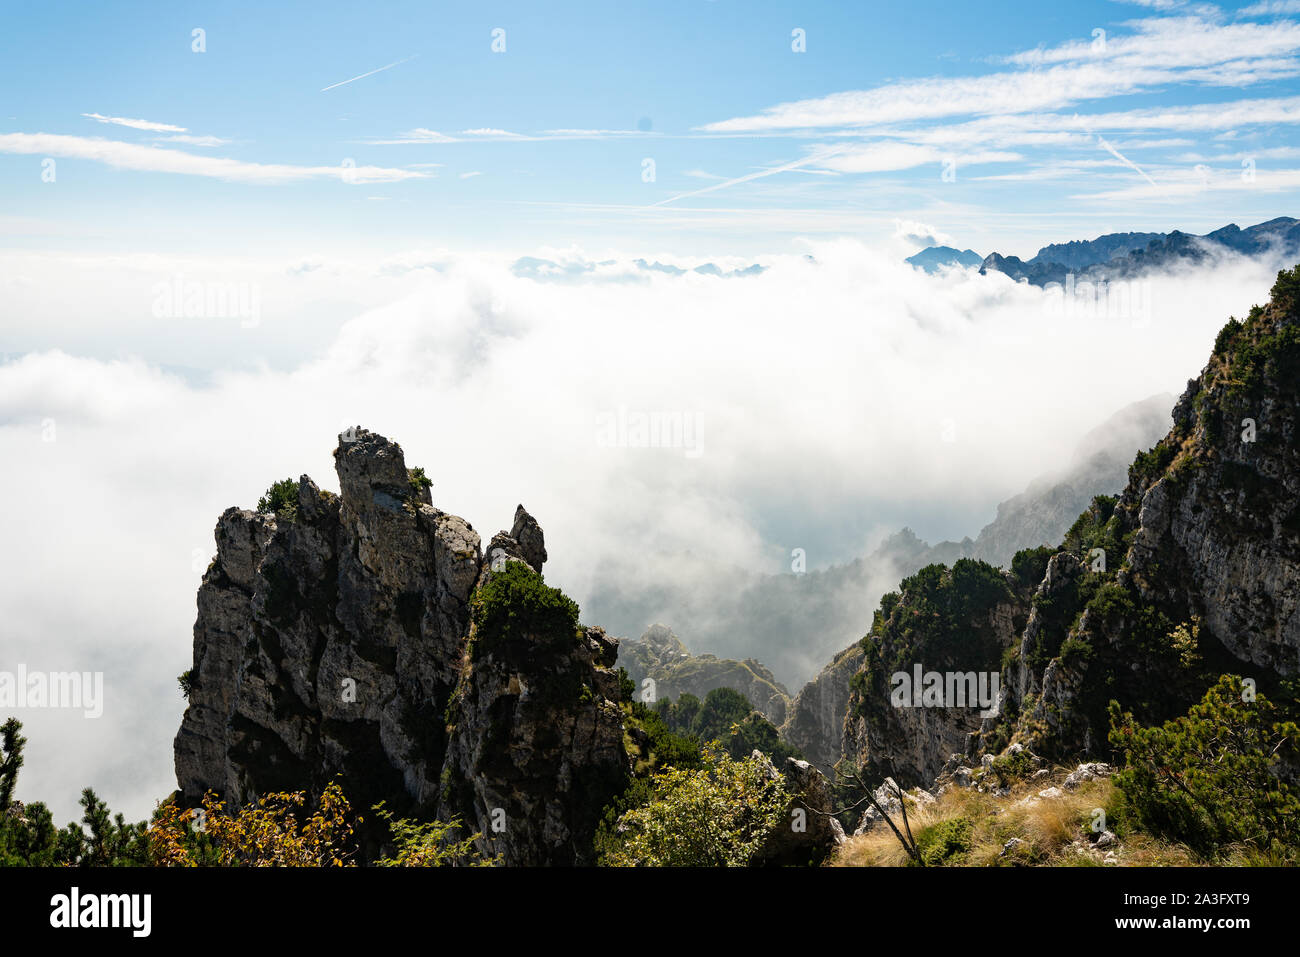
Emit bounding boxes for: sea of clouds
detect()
[0,237,1284,821]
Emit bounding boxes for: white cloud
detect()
[0,133,426,184]
[970,159,1129,182]
[701,16,1300,133]
[1240,1,1300,15]
[1114,137,1197,148]
[1176,144,1300,160]
[459,171,483,179]
[1074,164,1300,199]
[460,128,527,138]
[81,113,186,133]
[883,97,1300,155]
[364,128,460,145]
[892,218,953,247]
[154,134,229,147]
[1004,15,1300,68]
[817,143,1020,173]
[365,127,659,146]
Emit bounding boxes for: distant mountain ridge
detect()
[905,217,1300,287]
[981,217,1300,287]
[1027,231,1165,270]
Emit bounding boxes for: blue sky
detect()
[6,0,1300,259]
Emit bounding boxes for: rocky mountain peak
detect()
[334,427,418,507]
[174,427,630,863]
[509,504,547,573]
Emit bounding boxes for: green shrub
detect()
[598,749,790,866]
[615,667,636,702]
[371,802,493,866]
[1213,316,1243,356]
[256,478,299,520]
[1269,264,1300,318]
[1109,675,1300,858]
[1058,634,1093,665]
[1011,546,1055,589]
[916,816,972,866]
[987,747,1038,787]
[1129,442,1177,488]
[688,687,753,744]
[656,688,798,763]
[469,561,580,656]
[628,700,702,771]
[407,467,432,497]
[1,721,150,866]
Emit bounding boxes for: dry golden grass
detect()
[831,771,1200,867]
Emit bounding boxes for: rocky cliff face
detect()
[173,428,628,864]
[779,643,864,776]
[843,267,1300,786]
[618,624,792,725]
[988,271,1300,763]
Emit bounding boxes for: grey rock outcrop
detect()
[752,752,844,865]
[174,428,629,865]
[509,505,547,574]
[852,777,935,836]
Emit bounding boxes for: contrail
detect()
[1094,133,1157,187]
[650,146,846,207]
[321,55,418,92]
[1074,114,1157,187]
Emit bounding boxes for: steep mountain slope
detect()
[842,267,1300,786]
